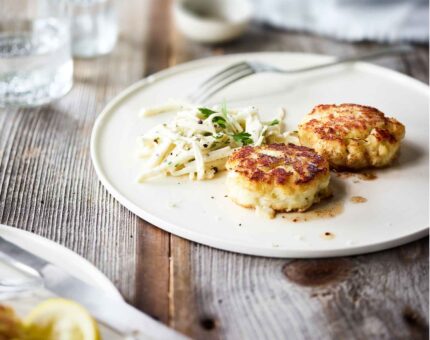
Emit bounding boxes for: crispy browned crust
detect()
[226,143,329,185]
[0,305,25,338]
[302,103,404,143]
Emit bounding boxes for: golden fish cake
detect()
[298,104,405,170]
[225,143,331,218]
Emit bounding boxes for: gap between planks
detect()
[133,0,216,336]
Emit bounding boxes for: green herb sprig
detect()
[198,107,227,128]
[212,116,227,128]
[198,107,216,118]
[233,132,253,145]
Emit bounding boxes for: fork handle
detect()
[286,45,413,74]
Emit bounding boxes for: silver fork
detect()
[188,45,412,104]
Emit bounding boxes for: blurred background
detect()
[1,0,428,107]
[249,0,428,43]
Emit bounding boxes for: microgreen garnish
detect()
[233,132,253,145]
[198,107,216,118]
[270,119,280,126]
[221,101,228,118]
[212,116,227,128]
[198,107,227,128]
[215,101,230,129]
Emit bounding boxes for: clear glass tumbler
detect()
[69,0,118,58]
[0,0,73,107]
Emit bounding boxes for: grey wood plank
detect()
[180,239,428,340]
[132,0,173,323]
[0,0,153,302]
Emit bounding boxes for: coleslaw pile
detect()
[137,102,297,181]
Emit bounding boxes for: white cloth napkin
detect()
[250,0,429,43]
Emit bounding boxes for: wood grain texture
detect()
[0,1,428,339]
[180,239,428,340]
[133,0,172,324]
[0,0,154,302]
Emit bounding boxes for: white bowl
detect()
[173,0,253,44]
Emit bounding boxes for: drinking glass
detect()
[69,0,118,58]
[0,0,73,107]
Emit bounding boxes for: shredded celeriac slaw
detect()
[137,102,298,181]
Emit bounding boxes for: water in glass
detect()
[70,0,118,58]
[0,3,73,107]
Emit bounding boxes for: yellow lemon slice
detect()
[24,298,100,340]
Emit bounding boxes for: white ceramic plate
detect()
[91,52,429,258]
[0,224,121,297]
[0,224,123,338]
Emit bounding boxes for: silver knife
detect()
[0,236,188,340]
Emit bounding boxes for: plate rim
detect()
[91,51,429,258]
[0,224,122,299]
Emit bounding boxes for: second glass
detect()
[69,0,118,58]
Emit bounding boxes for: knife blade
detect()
[0,236,188,340]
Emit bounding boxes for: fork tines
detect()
[188,62,255,104]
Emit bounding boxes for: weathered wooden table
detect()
[0,1,428,339]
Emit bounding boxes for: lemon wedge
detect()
[24,298,100,340]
